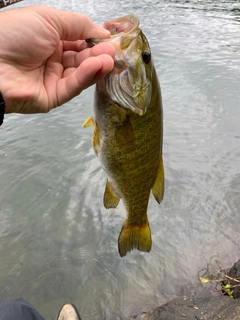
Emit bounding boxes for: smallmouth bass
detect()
[83,15,164,257]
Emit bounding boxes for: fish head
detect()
[88,15,154,116]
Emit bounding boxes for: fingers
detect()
[56,54,114,106]
[62,40,88,52]
[30,6,111,41]
[62,42,116,69]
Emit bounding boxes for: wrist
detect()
[0,65,12,114]
[0,92,5,126]
[0,65,24,114]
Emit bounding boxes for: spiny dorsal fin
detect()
[152,156,164,204]
[118,219,152,257]
[104,179,120,209]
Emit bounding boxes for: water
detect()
[0,0,240,319]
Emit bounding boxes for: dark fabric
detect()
[0,0,24,9]
[0,92,5,126]
[0,298,45,320]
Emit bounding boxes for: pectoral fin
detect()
[104,179,120,209]
[82,115,95,127]
[152,157,164,204]
[82,116,100,155]
[92,124,100,155]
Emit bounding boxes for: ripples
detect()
[164,0,240,19]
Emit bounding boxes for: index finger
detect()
[62,40,88,52]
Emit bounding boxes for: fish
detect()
[83,14,164,257]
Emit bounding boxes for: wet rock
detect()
[228,259,240,299]
[132,259,240,320]
[132,296,240,320]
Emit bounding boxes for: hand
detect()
[0,6,115,114]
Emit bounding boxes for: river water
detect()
[0,0,240,319]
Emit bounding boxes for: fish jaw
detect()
[104,63,152,116]
[97,36,153,116]
[88,15,153,116]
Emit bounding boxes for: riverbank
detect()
[132,260,240,320]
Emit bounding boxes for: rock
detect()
[228,259,240,299]
[131,259,240,320]
[132,296,240,320]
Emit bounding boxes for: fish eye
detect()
[142,51,151,64]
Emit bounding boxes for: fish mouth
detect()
[102,15,139,36]
[86,15,140,46]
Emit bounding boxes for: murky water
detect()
[0,0,240,319]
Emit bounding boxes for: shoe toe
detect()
[56,303,81,320]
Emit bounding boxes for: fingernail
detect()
[98,26,111,36]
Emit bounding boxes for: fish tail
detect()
[118,219,152,257]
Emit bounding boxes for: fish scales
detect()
[83,15,164,257]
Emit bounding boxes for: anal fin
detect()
[104,179,120,209]
[152,156,164,204]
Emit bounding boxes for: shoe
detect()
[56,303,81,320]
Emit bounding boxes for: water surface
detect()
[0,0,240,319]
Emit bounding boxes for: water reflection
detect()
[0,0,240,319]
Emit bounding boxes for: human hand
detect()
[0,6,115,114]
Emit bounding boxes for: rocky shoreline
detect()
[132,260,240,320]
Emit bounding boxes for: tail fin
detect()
[118,220,152,257]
